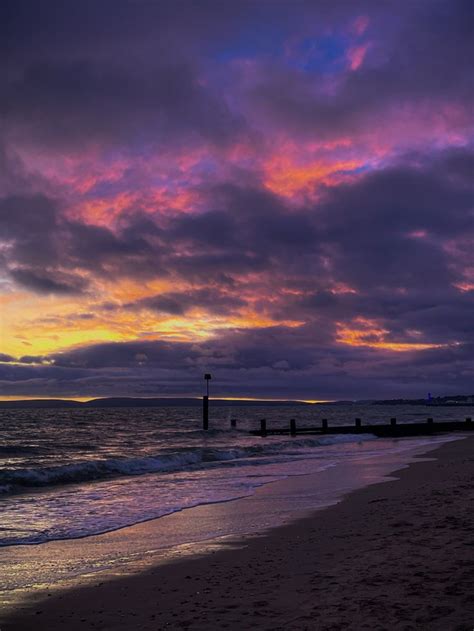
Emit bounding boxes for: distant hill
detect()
[0,399,84,409]
[0,397,313,409]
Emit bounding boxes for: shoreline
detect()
[0,434,447,548]
[0,436,456,602]
[2,434,473,629]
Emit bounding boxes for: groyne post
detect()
[290,418,296,436]
[427,417,434,432]
[466,417,472,428]
[203,395,209,430]
[355,418,362,432]
[230,418,237,428]
[260,418,267,437]
[390,417,397,427]
[203,372,211,430]
[322,418,328,432]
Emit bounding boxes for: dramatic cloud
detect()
[0,0,472,399]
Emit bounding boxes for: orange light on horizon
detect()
[0,395,96,402]
[0,394,335,404]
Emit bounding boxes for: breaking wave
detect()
[0,434,375,495]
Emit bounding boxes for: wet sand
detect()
[2,436,473,630]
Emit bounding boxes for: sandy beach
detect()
[1,435,472,630]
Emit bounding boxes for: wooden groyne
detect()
[248,417,473,438]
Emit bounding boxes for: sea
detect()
[0,404,470,548]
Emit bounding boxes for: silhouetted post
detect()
[231,418,237,428]
[203,373,211,430]
[390,417,397,427]
[355,418,362,431]
[204,373,211,397]
[203,396,209,430]
[466,417,472,428]
[427,417,434,431]
[260,418,267,437]
[290,418,296,436]
[322,418,328,432]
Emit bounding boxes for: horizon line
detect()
[0,395,335,404]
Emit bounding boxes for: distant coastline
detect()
[0,397,313,409]
[0,395,473,409]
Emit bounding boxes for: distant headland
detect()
[0,395,472,409]
[0,397,313,409]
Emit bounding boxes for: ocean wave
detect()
[0,433,375,495]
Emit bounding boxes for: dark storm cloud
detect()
[292,285,474,350]
[0,194,80,293]
[0,194,92,293]
[24,325,333,373]
[247,1,473,138]
[0,194,57,241]
[50,339,197,370]
[9,268,87,295]
[125,288,246,316]
[0,193,161,291]
[164,182,319,283]
[321,163,473,238]
[66,220,158,271]
[4,0,470,154]
[434,146,474,185]
[2,328,473,399]
[0,0,257,152]
[3,59,244,151]
[313,159,474,292]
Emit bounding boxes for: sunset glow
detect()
[1,1,472,400]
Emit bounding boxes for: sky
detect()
[0,0,473,401]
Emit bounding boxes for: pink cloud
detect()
[347,43,370,71]
[352,15,370,36]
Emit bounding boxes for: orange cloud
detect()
[1,270,304,361]
[74,191,136,224]
[336,317,446,352]
[263,155,362,198]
